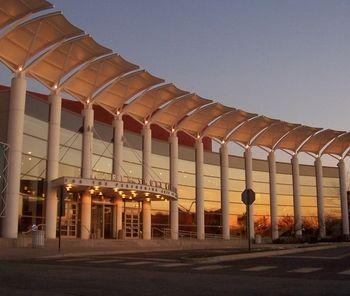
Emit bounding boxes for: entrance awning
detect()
[52,176,177,202]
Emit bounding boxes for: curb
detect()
[190,243,346,264]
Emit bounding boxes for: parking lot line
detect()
[158,263,190,268]
[338,269,350,275]
[242,265,277,272]
[122,261,153,266]
[288,267,322,273]
[89,259,123,264]
[193,265,227,271]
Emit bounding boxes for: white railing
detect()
[161,228,224,240]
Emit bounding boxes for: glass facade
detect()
[17,94,342,237]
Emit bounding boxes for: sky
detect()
[0,0,349,163]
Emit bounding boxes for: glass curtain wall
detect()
[20,103,342,237]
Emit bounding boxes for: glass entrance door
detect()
[91,204,103,239]
[104,205,113,239]
[61,202,78,238]
[124,203,140,239]
[91,203,114,239]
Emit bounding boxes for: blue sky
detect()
[1,0,349,132]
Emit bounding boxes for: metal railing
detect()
[156,228,225,240]
[0,142,9,217]
[151,227,167,238]
[21,223,46,235]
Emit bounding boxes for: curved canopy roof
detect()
[0,0,348,159]
[203,109,256,142]
[228,116,278,146]
[0,0,52,30]
[0,12,84,72]
[322,132,350,157]
[26,35,111,90]
[94,70,164,114]
[150,93,211,132]
[62,53,138,103]
[252,121,300,150]
[274,125,321,152]
[123,83,188,123]
[299,129,345,155]
[177,103,232,138]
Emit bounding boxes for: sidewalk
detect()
[1,237,249,260]
[2,236,349,261]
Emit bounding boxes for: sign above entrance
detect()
[52,176,178,202]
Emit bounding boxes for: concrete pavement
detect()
[2,246,350,295]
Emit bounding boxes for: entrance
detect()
[91,203,114,239]
[61,201,78,238]
[124,202,140,239]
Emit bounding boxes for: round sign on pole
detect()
[241,189,255,205]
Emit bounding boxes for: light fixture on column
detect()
[89,188,94,194]
[146,197,150,202]
[113,187,119,193]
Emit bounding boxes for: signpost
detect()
[58,185,65,253]
[241,188,255,252]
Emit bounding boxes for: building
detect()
[0,0,349,242]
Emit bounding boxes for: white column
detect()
[2,72,27,238]
[142,124,152,185]
[81,104,93,179]
[45,91,62,239]
[315,157,326,238]
[169,131,179,240]
[116,198,123,238]
[142,124,152,240]
[268,150,278,241]
[291,154,302,237]
[220,142,230,240]
[112,115,123,181]
[80,104,94,240]
[112,115,123,239]
[195,138,205,240]
[338,159,349,237]
[113,198,123,238]
[244,146,255,239]
[142,199,151,240]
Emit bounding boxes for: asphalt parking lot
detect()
[1,246,350,295]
